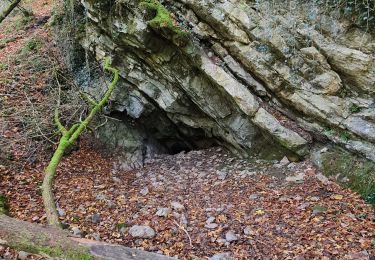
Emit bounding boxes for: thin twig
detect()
[173,220,193,247]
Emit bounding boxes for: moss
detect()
[140,0,184,34]
[9,236,93,260]
[140,0,189,46]
[349,103,362,114]
[319,147,375,207]
[0,195,8,215]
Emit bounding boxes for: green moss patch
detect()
[0,195,9,215]
[139,0,189,46]
[315,146,375,207]
[9,239,93,260]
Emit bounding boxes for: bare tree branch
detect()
[42,57,119,227]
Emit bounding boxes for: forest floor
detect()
[0,0,374,259]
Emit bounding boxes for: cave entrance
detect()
[160,136,219,155]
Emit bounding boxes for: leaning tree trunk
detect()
[0,214,172,259]
[0,0,21,23]
[41,58,119,228]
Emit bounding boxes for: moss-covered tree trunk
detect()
[0,214,172,259]
[42,58,119,228]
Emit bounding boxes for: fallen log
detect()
[0,215,172,260]
[0,0,21,24]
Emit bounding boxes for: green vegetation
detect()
[15,13,33,30]
[323,127,336,137]
[340,131,351,142]
[42,57,119,227]
[0,63,8,70]
[0,195,9,215]
[9,240,92,260]
[139,0,189,46]
[349,103,362,113]
[117,222,126,230]
[321,147,375,207]
[315,0,375,31]
[140,0,186,36]
[24,37,43,52]
[0,36,17,49]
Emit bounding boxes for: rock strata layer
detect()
[74,0,375,164]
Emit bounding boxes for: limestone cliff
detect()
[70,0,375,166]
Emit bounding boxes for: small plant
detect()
[323,128,336,137]
[0,63,8,70]
[0,195,9,215]
[357,213,368,219]
[0,36,16,49]
[349,103,362,113]
[15,15,33,31]
[139,0,188,46]
[340,131,351,142]
[117,223,126,230]
[22,37,43,53]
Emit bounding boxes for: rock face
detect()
[71,0,375,165]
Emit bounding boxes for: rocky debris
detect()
[72,227,82,237]
[95,193,107,201]
[171,201,185,211]
[209,252,232,260]
[279,156,290,166]
[216,170,227,180]
[140,187,149,196]
[128,225,156,239]
[206,216,215,224]
[205,223,219,229]
[156,208,171,217]
[243,226,253,236]
[92,233,100,241]
[57,207,65,217]
[312,205,327,214]
[87,213,101,224]
[17,251,29,260]
[285,172,305,182]
[225,231,238,242]
[50,144,374,258]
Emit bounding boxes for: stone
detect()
[106,200,116,209]
[216,170,227,180]
[285,172,305,182]
[243,226,253,236]
[249,194,258,200]
[206,216,216,224]
[253,108,308,155]
[128,225,156,238]
[209,252,232,260]
[72,227,82,237]
[90,214,101,224]
[312,205,327,214]
[225,230,238,242]
[171,201,185,211]
[156,208,171,217]
[95,193,107,201]
[17,251,29,260]
[279,156,290,166]
[140,187,149,196]
[205,223,218,229]
[57,207,65,217]
[92,233,100,241]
